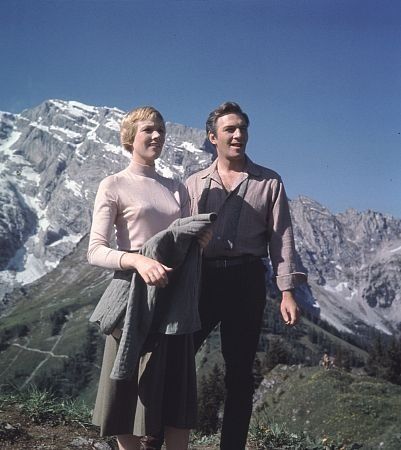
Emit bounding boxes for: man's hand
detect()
[120,253,172,288]
[197,228,213,249]
[280,290,300,326]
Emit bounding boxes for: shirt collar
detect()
[127,159,157,178]
[200,155,262,180]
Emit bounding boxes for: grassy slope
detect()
[254,364,401,449]
[2,238,400,448]
[0,235,110,403]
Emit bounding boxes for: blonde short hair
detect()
[120,106,165,152]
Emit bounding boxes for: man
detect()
[186,101,307,450]
[141,101,306,450]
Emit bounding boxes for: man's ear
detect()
[208,131,217,145]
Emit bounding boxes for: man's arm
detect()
[266,177,305,325]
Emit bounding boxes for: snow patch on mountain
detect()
[65,178,83,198]
[180,141,203,153]
[155,159,176,179]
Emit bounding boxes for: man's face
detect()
[209,113,248,162]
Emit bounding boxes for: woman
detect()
[88,106,206,450]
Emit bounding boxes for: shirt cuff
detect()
[276,272,307,291]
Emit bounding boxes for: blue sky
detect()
[1,0,400,218]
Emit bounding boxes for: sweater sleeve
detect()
[87,177,127,269]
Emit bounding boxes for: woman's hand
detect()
[197,228,213,249]
[120,253,172,288]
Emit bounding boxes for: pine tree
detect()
[383,337,401,385]
[365,334,384,378]
[197,364,225,435]
[365,334,401,386]
[253,355,264,390]
[265,337,289,371]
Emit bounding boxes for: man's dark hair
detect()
[206,101,250,135]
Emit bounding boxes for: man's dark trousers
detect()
[140,258,266,450]
[194,258,266,450]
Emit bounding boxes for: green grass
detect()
[0,236,108,400]
[254,365,401,449]
[0,386,92,427]
[2,374,400,450]
[248,417,346,450]
[0,386,348,449]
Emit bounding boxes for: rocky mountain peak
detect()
[290,195,401,334]
[0,99,212,300]
[1,99,400,335]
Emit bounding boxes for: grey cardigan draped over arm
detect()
[89,213,216,380]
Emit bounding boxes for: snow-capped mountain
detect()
[0,100,213,303]
[291,197,401,334]
[1,99,400,335]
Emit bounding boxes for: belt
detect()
[203,255,260,269]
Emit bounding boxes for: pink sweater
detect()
[87,160,189,269]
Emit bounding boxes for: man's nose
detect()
[152,130,161,139]
[233,128,242,138]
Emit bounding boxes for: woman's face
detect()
[131,119,166,165]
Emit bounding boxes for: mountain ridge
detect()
[1,99,400,337]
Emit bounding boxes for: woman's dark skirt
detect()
[92,332,197,437]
